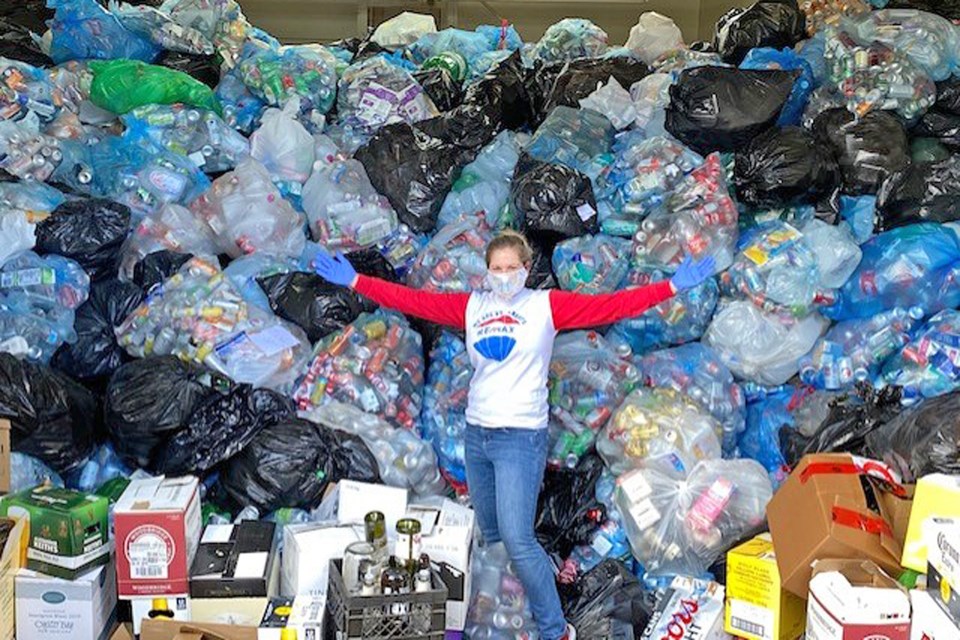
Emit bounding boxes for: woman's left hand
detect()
[670,254,716,292]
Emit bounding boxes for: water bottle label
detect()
[1,267,54,288]
[146,168,188,199]
[357,83,396,126]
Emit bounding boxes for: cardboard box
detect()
[281,523,361,597]
[257,595,324,640]
[911,590,960,640]
[115,476,202,597]
[0,420,10,495]
[139,618,258,640]
[641,577,728,640]
[806,560,911,640]
[878,484,914,551]
[320,480,408,539]
[16,557,117,640]
[766,454,906,599]
[0,517,28,640]
[0,485,111,579]
[724,534,806,640]
[903,475,960,573]
[129,594,192,637]
[926,517,960,627]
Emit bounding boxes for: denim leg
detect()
[464,423,501,545]
[489,428,567,640]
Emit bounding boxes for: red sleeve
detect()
[549,281,676,331]
[353,275,469,329]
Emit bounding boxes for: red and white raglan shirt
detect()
[352,276,675,429]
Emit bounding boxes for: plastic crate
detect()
[325,558,448,640]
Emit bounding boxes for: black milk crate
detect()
[325,558,448,640]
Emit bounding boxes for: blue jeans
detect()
[464,423,566,640]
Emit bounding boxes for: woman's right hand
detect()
[313,250,358,288]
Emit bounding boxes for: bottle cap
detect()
[280,628,298,640]
[151,598,170,611]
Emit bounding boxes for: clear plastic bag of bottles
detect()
[10,452,64,493]
[638,343,746,455]
[464,542,540,639]
[47,0,160,64]
[606,267,719,353]
[421,331,471,493]
[189,158,306,259]
[0,210,39,270]
[249,99,314,185]
[630,73,673,138]
[800,307,924,390]
[613,459,772,578]
[596,134,704,238]
[215,66,266,135]
[301,401,445,496]
[705,300,829,385]
[118,203,220,281]
[579,78,637,131]
[822,223,960,321]
[407,215,492,293]
[552,234,631,294]
[0,58,62,125]
[108,1,214,56]
[122,103,250,174]
[438,130,525,229]
[525,106,615,183]
[739,48,816,126]
[301,155,398,252]
[597,387,723,478]
[292,310,425,430]
[115,257,310,392]
[845,9,960,82]
[533,18,609,63]
[632,153,740,273]
[72,442,134,493]
[881,309,960,404]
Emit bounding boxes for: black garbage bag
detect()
[156,51,221,89]
[258,272,367,343]
[35,198,131,281]
[715,0,806,64]
[355,121,475,234]
[935,78,960,116]
[559,560,651,639]
[511,154,598,250]
[884,0,960,20]
[0,0,51,33]
[665,66,797,155]
[913,110,960,149]
[526,242,558,290]
[866,391,960,482]
[218,418,380,513]
[349,246,400,283]
[154,385,295,476]
[132,250,194,292]
[0,18,53,67]
[0,353,97,474]
[106,356,232,469]
[536,454,605,558]
[412,67,463,113]
[812,108,910,196]
[779,383,902,467]
[877,154,960,229]
[734,126,839,207]
[537,56,650,122]
[51,279,143,382]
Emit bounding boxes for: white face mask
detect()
[486,268,528,300]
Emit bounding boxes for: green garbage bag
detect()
[89,59,222,115]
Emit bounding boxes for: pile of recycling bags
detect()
[8,0,960,635]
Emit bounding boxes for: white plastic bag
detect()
[579,77,637,131]
[371,11,437,48]
[249,98,315,184]
[625,12,684,65]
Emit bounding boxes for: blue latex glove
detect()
[670,254,716,291]
[313,250,358,287]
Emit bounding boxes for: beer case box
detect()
[0,485,110,579]
[280,523,361,597]
[724,534,806,640]
[15,557,117,640]
[257,595,324,640]
[139,618,258,640]
[0,420,10,495]
[319,480,408,540]
[129,594,192,637]
[0,517,28,640]
[641,577,728,640]
[766,454,905,599]
[115,476,202,597]
[925,517,960,627]
[903,475,960,573]
[805,560,911,640]
[910,590,960,640]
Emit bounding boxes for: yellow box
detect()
[0,516,28,640]
[902,474,960,573]
[724,533,806,640]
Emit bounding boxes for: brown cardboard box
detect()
[139,619,259,640]
[766,454,905,599]
[0,420,10,495]
[877,484,914,550]
[0,517,28,640]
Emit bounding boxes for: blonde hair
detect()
[485,230,533,266]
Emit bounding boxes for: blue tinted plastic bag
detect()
[421,331,471,493]
[47,0,161,63]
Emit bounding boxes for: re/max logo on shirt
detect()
[473,310,527,337]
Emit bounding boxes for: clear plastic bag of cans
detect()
[301,153,398,252]
[800,0,871,36]
[375,224,429,279]
[637,343,746,455]
[0,58,62,125]
[0,116,65,183]
[613,459,772,578]
[421,331,471,494]
[438,130,525,229]
[406,215,492,293]
[533,18,609,63]
[162,0,257,69]
[525,106,615,183]
[292,310,425,430]
[464,542,540,639]
[249,98,314,185]
[552,234,632,294]
[704,300,830,385]
[844,9,960,82]
[881,309,960,404]
[597,387,722,478]
[632,153,739,273]
[115,256,310,391]
[300,400,444,496]
[800,307,924,391]
[0,251,90,362]
[118,203,220,281]
[189,158,306,259]
[605,266,719,353]
[47,0,161,65]
[122,103,250,174]
[215,66,266,135]
[579,77,637,131]
[596,134,704,238]
[108,1,215,56]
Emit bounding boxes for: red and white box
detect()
[115,476,202,598]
